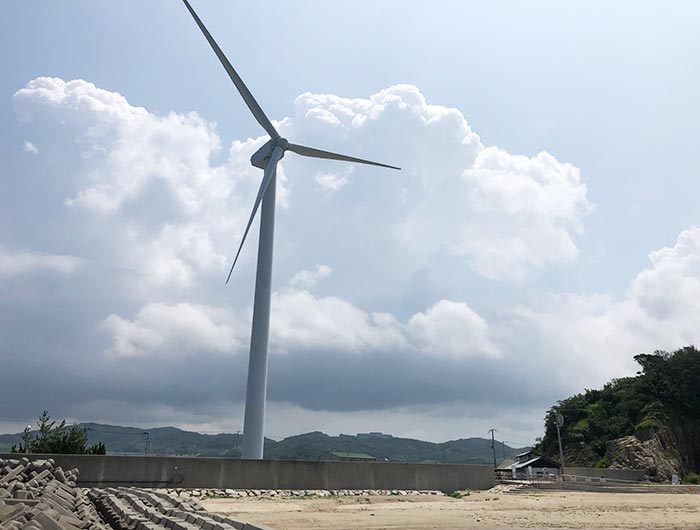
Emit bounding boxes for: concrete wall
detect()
[0,454,494,492]
[566,467,646,482]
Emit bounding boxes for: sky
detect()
[1,1,699,446]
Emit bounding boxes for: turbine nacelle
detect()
[251,138,289,169]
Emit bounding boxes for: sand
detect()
[202,489,700,530]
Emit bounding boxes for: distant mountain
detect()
[0,423,527,464]
[264,431,525,464]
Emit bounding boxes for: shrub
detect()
[683,473,700,485]
[11,411,106,455]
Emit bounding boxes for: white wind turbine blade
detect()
[182,0,280,140]
[226,146,284,284]
[287,143,401,170]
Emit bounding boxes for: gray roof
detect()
[496,455,560,471]
[514,456,561,469]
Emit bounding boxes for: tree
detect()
[535,346,700,469]
[11,411,106,455]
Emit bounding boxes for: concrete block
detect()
[57,514,86,529]
[0,466,26,485]
[1,504,27,522]
[161,518,177,529]
[30,513,65,530]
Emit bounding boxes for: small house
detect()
[495,450,560,479]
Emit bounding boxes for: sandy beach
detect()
[202,489,700,530]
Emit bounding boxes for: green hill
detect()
[537,346,700,481]
[264,431,523,464]
[1,423,526,464]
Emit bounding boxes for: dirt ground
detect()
[202,489,700,530]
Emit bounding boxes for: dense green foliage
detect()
[537,346,700,466]
[11,411,106,455]
[1,423,525,464]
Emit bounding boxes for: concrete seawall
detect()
[0,454,495,492]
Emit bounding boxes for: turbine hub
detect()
[274,137,289,150]
[251,138,289,169]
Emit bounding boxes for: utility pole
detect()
[144,432,151,456]
[235,430,241,457]
[555,413,565,475]
[487,429,497,468]
[502,440,507,461]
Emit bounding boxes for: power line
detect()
[501,440,534,447]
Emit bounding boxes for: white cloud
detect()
[271,285,499,360]
[12,78,591,292]
[103,282,499,361]
[457,148,589,280]
[12,77,259,286]
[512,228,700,389]
[269,288,408,355]
[288,264,332,289]
[0,245,82,276]
[315,172,348,193]
[23,141,38,154]
[287,84,590,281]
[101,302,242,358]
[406,300,501,359]
[8,76,597,435]
[632,228,700,322]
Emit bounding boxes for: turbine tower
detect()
[182,0,400,459]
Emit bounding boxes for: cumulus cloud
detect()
[12,77,248,287]
[101,302,242,358]
[512,228,700,388]
[12,78,590,293]
[632,228,700,322]
[13,77,220,216]
[288,264,332,289]
[458,148,589,279]
[406,300,501,359]
[269,288,408,355]
[101,269,500,361]
[5,76,597,437]
[0,245,82,276]
[285,84,590,282]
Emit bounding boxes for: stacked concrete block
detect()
[1,459,277,530]
[89,488,272,530]
[0,457,108,530]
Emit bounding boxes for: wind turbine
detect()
[181,0,400,459]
